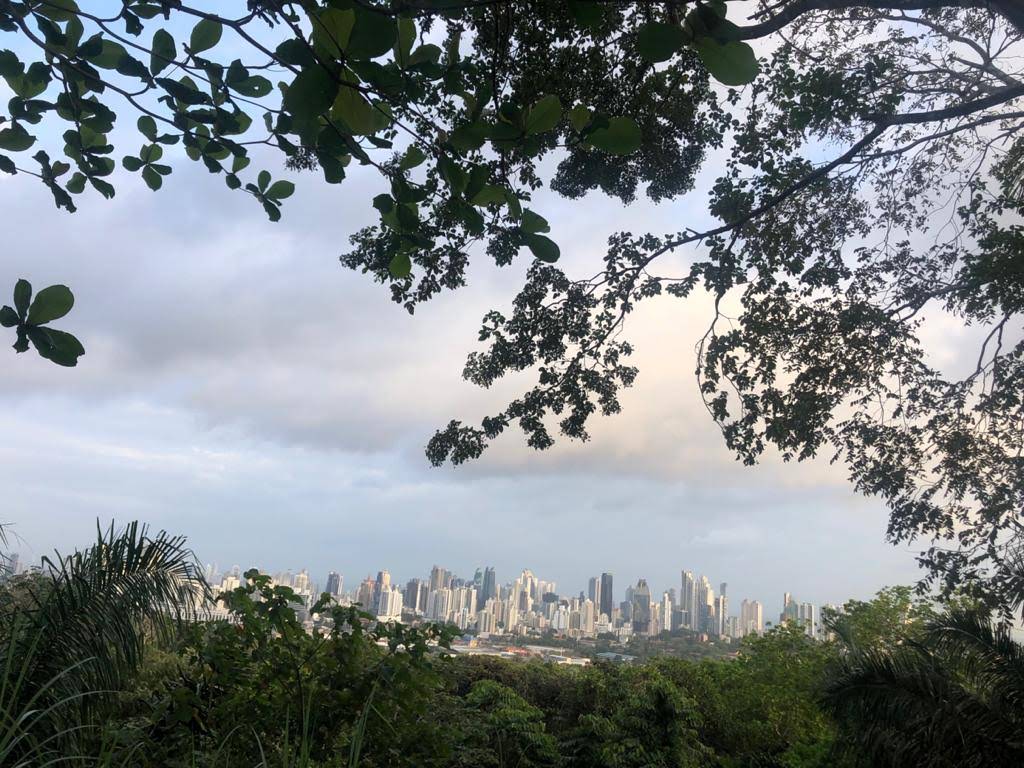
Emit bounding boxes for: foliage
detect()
[111,568,457,767]
[0,0,746,308]
[823,585,936,651]
[454,680,559,768]
[1,278,83,365]
[823,605,1024,767]
[0,521,207,763]
[4,531,1020,768]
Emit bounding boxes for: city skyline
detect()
[199,555,835,639]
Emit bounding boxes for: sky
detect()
[0,6,972,619]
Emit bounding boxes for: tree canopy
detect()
[1,0,1023,609]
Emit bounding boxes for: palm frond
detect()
[824,607,1024,767]
[0,520,210,760]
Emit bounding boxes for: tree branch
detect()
[737,0,1018,41]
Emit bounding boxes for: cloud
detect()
[0,120,931,614]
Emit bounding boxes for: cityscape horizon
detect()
[201,556,840,644]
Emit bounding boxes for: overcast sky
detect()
[0,9,974,618]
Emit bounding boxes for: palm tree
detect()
[822,606,1024,767]
[0,521,210,765]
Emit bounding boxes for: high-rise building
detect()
[781,592,799,624]
[325,571,343,597]
[581,598,596,635]
[660,591,673,632]
[715,594,728,636]
[370,570,390,612]
[587,576,601,610]
[681,571,697,630]
[482,566,497,601]
[426,587,452,622]
[404,578,425,613]
[377,586,403,621]
[798,602,816,638]
[631,579,652,635]
[716,583,728,637]
[697,575,715,633]
[740,599,764,636]
[600,572,614,619]
[355,577,375,609]
[429,565,448,592]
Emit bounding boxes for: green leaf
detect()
[150,29,175,75]
[388,252,412,278]
[0,123,35,152]
[331,84,380,136]
[257,170,270,192]
[524,95,562,136]
[189,18,222,55]
[137,115,158,140]
[568,105,591,132]
[586,116,642,155]
[373,193,395,213]
[28,327,84,366]
[231,75,272,97]
[521,209,550,234]
[450,122,488,153]
[0,305,18,327]
[142,164,163,190]
[36,0,79,22]
[470,184,507,207]
[265,180,294,200]
[407,44,441,67]
[636,22,687,63]
[693,38,759,86]
[157,77,209,105]
[313,8,354,59]
[140,144,163,163]
[524,233,560,263]
[346,10,397,61]
[90,40,128,70]
[122,155,143,171]
[438,155,467,193]
[12,327,28,353]
[399,145,426,170]
[284,66,337,124]
[27,284,74,325]
[395,17,416,67]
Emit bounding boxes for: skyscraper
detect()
[681,570,696,629]
[781,592,799,624]
[697,575,714,633]
[798,602,816,638]
[377,586,403,621]
[373,569,391,611]
[740,599,764,636]
[429,565,447,592]
[599,572,614,619]
[404,578,425,613]
[481,566,497,601]
[717,582,729,637]
[355,577,375,609]
[587,576,602,610]
[325,571,342,597]
[631,579,651,635]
